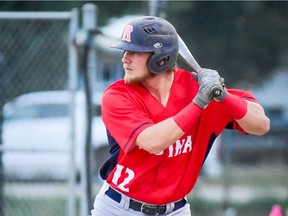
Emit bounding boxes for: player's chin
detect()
[124,71,153,84]
[124,74,142,84]
[124,74,135,84]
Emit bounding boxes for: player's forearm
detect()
[135,118,185,154]
[236,101,270,135]
[218,92,270,135]
[136,103,202,154]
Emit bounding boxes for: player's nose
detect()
[122,51,132,64]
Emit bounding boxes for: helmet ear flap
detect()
[148,54,170,74]
[148,52,177,74]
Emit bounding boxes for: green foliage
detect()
[167,1,288,87]
[1,1,288,87]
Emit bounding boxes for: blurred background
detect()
[0,1,287,216]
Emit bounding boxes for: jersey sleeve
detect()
[225,89,259,133]
[228,88,258,103]
[101,85,153,153]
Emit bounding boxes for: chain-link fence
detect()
[189,127,288,216]
[0,10,79,216]
[0,4,288,216]
[0,5,119,216]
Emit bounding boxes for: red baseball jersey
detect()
[100,68,256,204]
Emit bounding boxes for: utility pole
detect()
[0,53,5,216]
[149,0,167,18]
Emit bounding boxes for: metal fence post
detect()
[80,3,98,216]
[0,52,5,216]
[67,7,79,216]
[223,131,233,210]
[149,0,167,18]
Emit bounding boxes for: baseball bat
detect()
[177,34,222,98]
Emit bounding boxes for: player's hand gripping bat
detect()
[177,35,223,98]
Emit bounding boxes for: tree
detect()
[167,1,288,87]
[1,1,288,87]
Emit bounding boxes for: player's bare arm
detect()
[235,100,270,135]
[135,117,185,154]
[215,87,270,136]
[208,70,270,136]
[136,68,225,154]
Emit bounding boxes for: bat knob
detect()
[210,85,222,98]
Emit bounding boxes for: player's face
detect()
[122,51,153,84]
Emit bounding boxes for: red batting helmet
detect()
[111,16,179,74]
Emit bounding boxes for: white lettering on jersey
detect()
[168,135,193,158]
[182,135,193,153]
[112,164,135,192]
[112,164,123,185]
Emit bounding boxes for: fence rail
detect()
[0,12,72,19]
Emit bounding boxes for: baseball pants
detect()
[90,181,191,216]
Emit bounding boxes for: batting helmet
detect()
[111,16,179,74]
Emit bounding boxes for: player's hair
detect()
[111,16,179,75]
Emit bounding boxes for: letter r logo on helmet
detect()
[121,25,133,42]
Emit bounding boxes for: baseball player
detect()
[91,16,270,216]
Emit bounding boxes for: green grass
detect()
[2,165,287,216]
[188,196,288,216]
[4,196,67,216]
[1,193,287,216]
[187,164,288,216]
